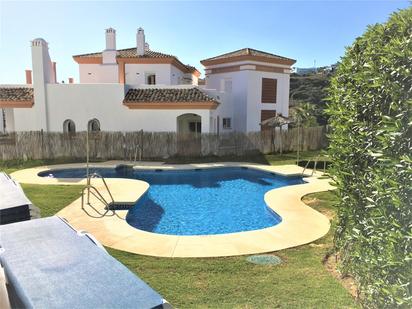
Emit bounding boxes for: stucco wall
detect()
[170,65,185,85]
[11,84,212,133]
[205,64,291,132]
[201,88,233,133]
[125,63,173,85]
[78,62,195,86]
[79,64,119,83]
[245,70,290,132]
[205,71,249,132]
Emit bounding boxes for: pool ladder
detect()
[81,172,118,218]
[301,155,328,177]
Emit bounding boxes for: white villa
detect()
[0,28,295,134]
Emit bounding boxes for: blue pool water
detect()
[39,167,305,235]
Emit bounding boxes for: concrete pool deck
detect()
[10,162,334,258]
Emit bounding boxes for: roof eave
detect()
[73,56,103,64]
[201,55,296,67]
[123,101,219,110]
[0,100,34,108]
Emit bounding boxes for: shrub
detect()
[326,7,412,308]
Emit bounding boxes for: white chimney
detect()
[136,27,145,56]
[31,38,53,84]
[105,28,116,50]
[31,38,52,131]
[103,28,117,64]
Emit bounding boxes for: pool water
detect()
[39,167,305,236]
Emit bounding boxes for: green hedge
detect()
[326,7,412,308]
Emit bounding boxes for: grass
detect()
[0,158,100,174]
[0,151,325,174]
[165,150,327,166]
[2,156,356,308]
[20,184,83,217]
[107,191,355,309]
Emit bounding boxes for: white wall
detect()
[170,65,185,85]
[125,63,174,85]
[78,62,196,86]
[205,70,249,132]
[205,64,291,132]
[79,64,119,83]
[246,70,290,132]
[201,88,233,133]
[3,108,15,132]
[12,84,212,133]
[187,73,199,86]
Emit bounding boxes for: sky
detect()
[0,0,410,84]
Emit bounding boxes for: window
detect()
[220,78,232,93]
[146,74,156,85]
[222,118,232,129]
[224,79,232,93]
[260,110,276,131]
[261,78,277,103]
[88,118,100,132]
[63,119,76,133]
[189,121,201,133]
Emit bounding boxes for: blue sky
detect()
[0,0,409,84]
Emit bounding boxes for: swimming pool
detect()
[39,167,305,236]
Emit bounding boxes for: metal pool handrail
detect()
[81,172,116,218]
[301,155,328,176]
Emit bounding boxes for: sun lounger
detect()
[0,172,40,225]
[0,216,169,308]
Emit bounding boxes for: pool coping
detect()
[10,161,334,258]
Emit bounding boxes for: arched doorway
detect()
[88,118,100,132]
[177,113,201,156]
[63,119,76,133]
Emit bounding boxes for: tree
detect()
[290,102,319,163]
[326,7,411,308]
[290,102,319,128]
[289,74,330,124]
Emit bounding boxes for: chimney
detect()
[25,70,32,84]
[136,27,145,56]
[68,77,74,84]
[105,28,116,50]
[52,62,57,83]
[103,28,117,64]
[31,38,53,84]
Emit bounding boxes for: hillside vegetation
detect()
[289,74,331,125]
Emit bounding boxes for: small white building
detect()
[0,28,295,134]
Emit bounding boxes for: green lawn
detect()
[0,158,96,174]
[0,151,324,174]
[165,150,327,166]
[20,184,83,217]
[1,157,356,308]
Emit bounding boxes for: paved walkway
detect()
[11,162,334,257]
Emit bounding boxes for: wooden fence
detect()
[0,126,328,161]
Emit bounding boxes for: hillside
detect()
[289,74,331,125]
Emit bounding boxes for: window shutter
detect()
[261,78,277,103]
[260,110,276,130]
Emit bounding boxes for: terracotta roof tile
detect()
[201,48,295,65]
[124,88,216,103]
[75,48,174,59]
[184,64,198,73]
[73,48,199,74]
[0,87,34,101]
